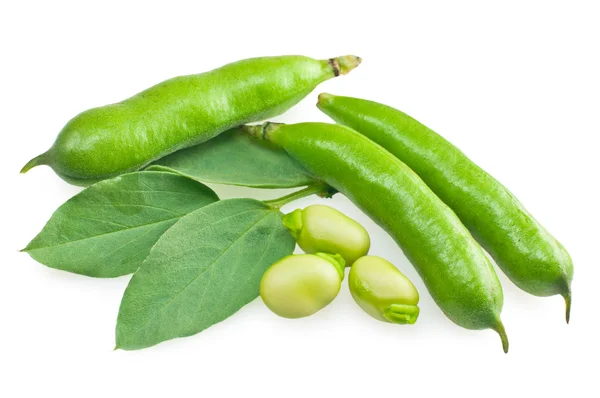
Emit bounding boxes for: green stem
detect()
[264,182,331,209]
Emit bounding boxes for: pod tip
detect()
[317,92,335,106]
[563,291,572,324]
[21,153,49,174]
[494,320,509,353]
[330,55,362,76]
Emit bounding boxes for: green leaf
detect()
[147,128,315,188]
[115,198,295,350]
[23,172,218,278]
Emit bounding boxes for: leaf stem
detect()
[264,182,333,209]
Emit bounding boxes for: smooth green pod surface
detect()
[246,122,508,352]
[21,55,361,186]
[283,204,370,266]
[260,253,345,319]
[318,93,574,322]
[349,256,420,324]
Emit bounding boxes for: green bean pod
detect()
[245,122,508,352]
[317,93,574,322]
[21,55,361,186]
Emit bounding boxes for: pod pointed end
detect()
[494,320,509,353]
[563,291,572,324]
[21,152,49,174]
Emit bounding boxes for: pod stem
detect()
[493,320,509,354]
[328,55,362,76]
[264,182,333,210]
[242,122,279,141]
[21,152,49,173]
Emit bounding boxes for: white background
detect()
[1,1,598,397]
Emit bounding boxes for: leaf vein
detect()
[26,217,182,251]
[82,203,182,216]
[130,208,272,336]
